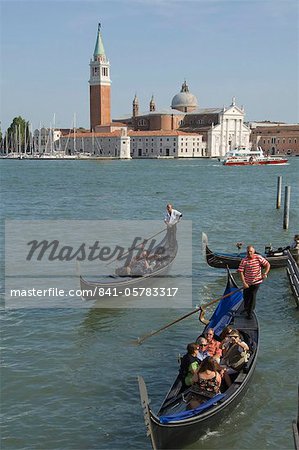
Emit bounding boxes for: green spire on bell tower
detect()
[93,23,106,60]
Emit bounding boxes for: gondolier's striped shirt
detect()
[238,254,269,285]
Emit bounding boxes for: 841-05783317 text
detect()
[95,287,179,297]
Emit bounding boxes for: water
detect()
[1,159,298,450]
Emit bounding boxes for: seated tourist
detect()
[204,328,222,363]
[219,325,233,342]
[221,329,249,357]
[179,343,201,387]
[125,250,151,276]
[193,356,222,395]
[221,329,250,372]
[196,337,209,362]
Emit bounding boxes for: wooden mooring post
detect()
[283,185,291,229]
[276,176,282,209]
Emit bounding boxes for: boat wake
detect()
[199,429,222,441]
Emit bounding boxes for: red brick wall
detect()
[90,84,111,130]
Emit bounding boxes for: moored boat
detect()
[202,232,288,269]
[138,270,259,449]
[222,146,288,166]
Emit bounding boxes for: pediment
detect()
[223,105,244,115]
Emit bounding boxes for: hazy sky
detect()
[1,0,298,132]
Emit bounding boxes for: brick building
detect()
[250,123,299,156]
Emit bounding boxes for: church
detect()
[60,24,251,159]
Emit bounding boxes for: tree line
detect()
[1,116,30,152]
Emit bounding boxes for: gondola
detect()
[286,250,299,308]
[79,231,178,301]
[138,270,259,449]
[202,232,288,269]
[293,386,299,450]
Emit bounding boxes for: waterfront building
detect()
[129,130,206,158]
[59,128,131,159]
[58,128,204,159]
[249,122,299,156]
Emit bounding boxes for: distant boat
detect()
[221,146,288,166]
[79,230,178,301]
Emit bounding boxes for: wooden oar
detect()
[106,227,166,266]
[133,307,201,345]
[134,284,250,345]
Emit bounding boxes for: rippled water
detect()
[1,159,298,450]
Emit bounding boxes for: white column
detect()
[226,119,229,152]
[239,119,242,145]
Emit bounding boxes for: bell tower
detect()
[133,94,139,118]
[89,23,111,130]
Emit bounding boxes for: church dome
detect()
[171,81,198,112]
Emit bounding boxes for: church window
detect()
[283,138,285,143]
[295,139,297,143]
[289,138,292,143]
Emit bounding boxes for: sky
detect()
[0,0,298,132]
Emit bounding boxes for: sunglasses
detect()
[198,344,207,347]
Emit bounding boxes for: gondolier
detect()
[238,245,270,319]
[164,203,182,249]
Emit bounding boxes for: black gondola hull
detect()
[149,374,254,449]
[205,244,287,269]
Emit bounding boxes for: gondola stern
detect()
[138,375,159,450]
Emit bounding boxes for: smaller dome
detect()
[171,81,198,112]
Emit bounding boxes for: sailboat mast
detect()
[73,113,76,154]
